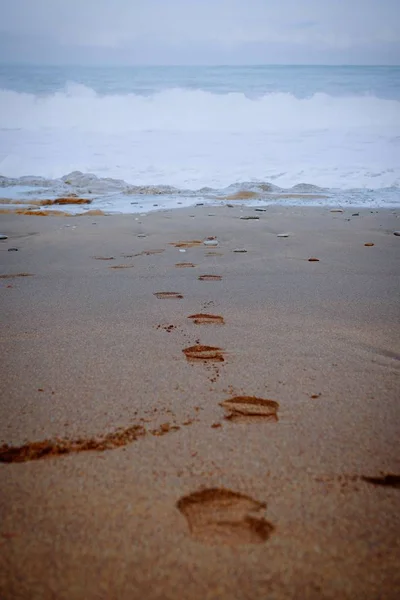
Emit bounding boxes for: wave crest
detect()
[1,84,399,132]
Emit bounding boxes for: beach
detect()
[0,205,399,599]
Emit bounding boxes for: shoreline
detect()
[1,199,400,218]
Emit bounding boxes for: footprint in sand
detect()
[198,275,222,281]
[177,488,274,545]
[154,292,184,299]
[136,249,165,256]
[175,263,196,268]
[220,396,279,422]
[188,314,225,325]
[0,425,146,463]
[109,264,134,269]
[183,345,225,362]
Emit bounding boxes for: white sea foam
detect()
[0,84,400,199]
[1,84,399,132]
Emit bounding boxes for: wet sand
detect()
[0,205,399,599]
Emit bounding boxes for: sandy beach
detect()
[0,204,399,599]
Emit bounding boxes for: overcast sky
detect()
[0,0,399,65]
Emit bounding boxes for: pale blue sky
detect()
[0,0,399,65]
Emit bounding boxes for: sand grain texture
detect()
[0,206,399,600]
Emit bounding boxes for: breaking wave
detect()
[1,83,399,132]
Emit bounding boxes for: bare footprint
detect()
[220,396,279,422]
[175,263,196,268]
[154,292,184,299]
[0,425,145,463]
[188,314,225,325]
[177,488,274,545]
[198,275,222,281]
[183,345,224,362]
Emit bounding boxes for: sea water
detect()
[0,64,399,213]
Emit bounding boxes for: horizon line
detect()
[0,62,399,69]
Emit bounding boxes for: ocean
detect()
[0,64,399,213]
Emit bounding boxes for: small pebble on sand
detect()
[364,242,374,247]
[330,209,343,213]
[394,231,400,236]
[0,235,8,240]
[233,248,247,253]
[204,239,219,246]
[8,248,18,251]
[277,234,289,238]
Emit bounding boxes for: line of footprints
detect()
[1,237,398,547]
[152,238,280,545]
[155,237,400,545]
